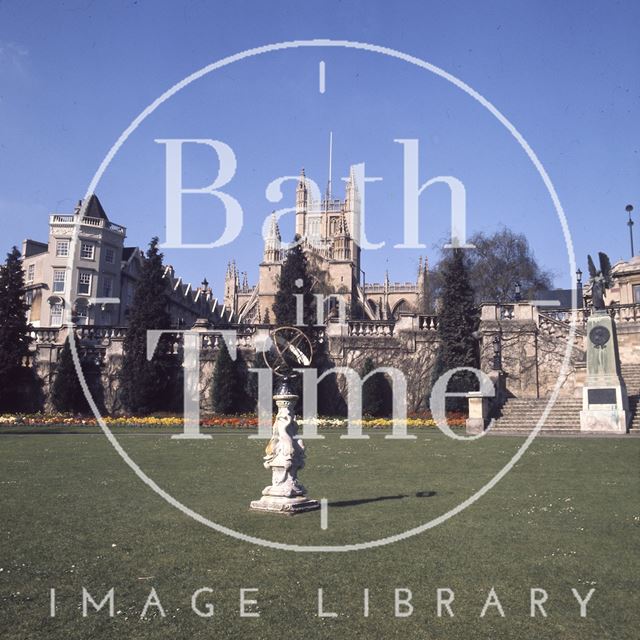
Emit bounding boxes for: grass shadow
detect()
[329,490,436,508]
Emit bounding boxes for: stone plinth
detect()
[466,392,489,434]
[580,312,629,433]
[250,392,319,515]
[249,495,321,515]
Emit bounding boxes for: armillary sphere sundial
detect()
[250,326,320,515]
[263,326,314,394]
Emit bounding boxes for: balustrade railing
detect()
[49,214,126,235]
[610,302,640,322]
[364,282,418,293]
[30,328,62,344]
[348,320,395,337]
[75,326,128,340]
[418,315,438,331]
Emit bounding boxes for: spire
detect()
[332,211,351,261]
[264,211,282,263]
[326,131,333,203]
[417,255,432,314]
[296,169,308,236]
[266,212,281,241]
[345,164,357,208]
[337,211,349,236]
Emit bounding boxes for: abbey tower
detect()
[224,166,430,324]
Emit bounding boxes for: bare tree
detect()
[431,228,553,304]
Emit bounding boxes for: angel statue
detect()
[587,252,612,312]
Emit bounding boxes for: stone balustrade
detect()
[348,320,395,337]
[418,315,438,331]
[49,214,126,235]
[75,326,128,340]
[364,282,418,293]
[30,327,63,344]
[611,302,640,323]
[540,308,589,325]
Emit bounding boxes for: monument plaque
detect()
[579,252,629,433]
[587,388,617,405]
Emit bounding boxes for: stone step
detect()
[496,396,582,431]
[495,368,640,433]
[621,365,640,395]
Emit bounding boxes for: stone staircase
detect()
[491,363,640,435]
[621,364,640,432]
[491,398,583,434]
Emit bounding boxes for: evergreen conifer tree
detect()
[273,236,315,327]
[246,346,271,411]
[211,339,242,414]
[431,249,479,403]
[120,238,174,415]
[0,247,34,412]
[51,337,89,414]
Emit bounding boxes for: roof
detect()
[533,288,577,309]
[23,239,48,258]
[612,255,640,276]
[122,247,139,261]
[81,194,108,220]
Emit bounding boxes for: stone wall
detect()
[477,304,588,400]
[28,303,640,414]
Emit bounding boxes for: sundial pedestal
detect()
[580,312,629,433]
[250,387,320,515]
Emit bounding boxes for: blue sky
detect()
[0,0,638,298]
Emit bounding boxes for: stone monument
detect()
[250,327,321,514]
[580,253,629,433]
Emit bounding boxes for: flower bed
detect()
[0,412,466,429]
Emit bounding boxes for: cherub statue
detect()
[587,252,612,311]
[261,395,307,498]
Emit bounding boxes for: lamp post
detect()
[576,268,583,308]
[626,204,635,258]
[491,333,502,370]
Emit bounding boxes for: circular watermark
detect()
[67,39,577,552]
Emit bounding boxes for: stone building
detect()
[22,194,224,330]
[224,167,431,323]
[604,255,640,306]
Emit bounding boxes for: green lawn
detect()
[0,429,638,639]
